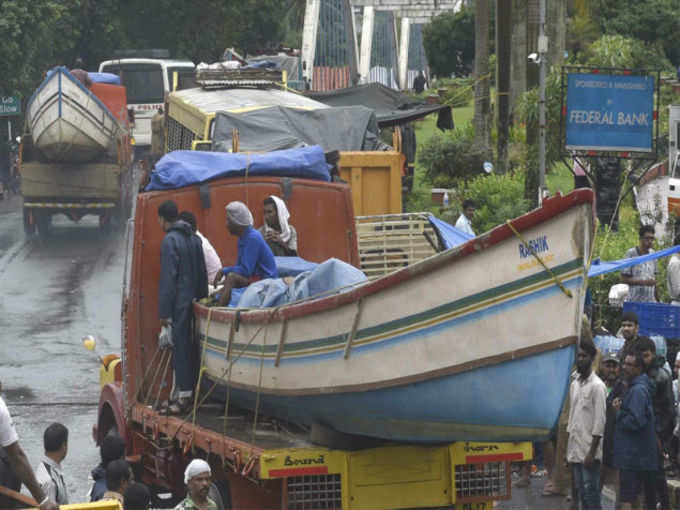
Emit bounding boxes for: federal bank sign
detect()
[565,73,654,152]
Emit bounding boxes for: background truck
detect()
[19,83,134,237]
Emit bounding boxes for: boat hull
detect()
[196,191,592,442]
[210,344,574,442]
[26,67,122,162]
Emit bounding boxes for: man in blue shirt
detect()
[214,201,277,306]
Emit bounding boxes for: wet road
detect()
[0,194,126,502]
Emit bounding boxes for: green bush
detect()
[438,77,474,108]
[458,172,532,234]
[418,124,491,188]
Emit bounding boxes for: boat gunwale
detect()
[194,188,594,324]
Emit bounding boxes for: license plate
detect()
[454,503,492,510]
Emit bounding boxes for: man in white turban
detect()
[213,201,277,306]
[174,459,217,510]
[259,196,298,257]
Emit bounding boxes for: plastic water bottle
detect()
[443,191,449,207]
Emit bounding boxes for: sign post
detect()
[0,96,21,143]
[561,69,658,158]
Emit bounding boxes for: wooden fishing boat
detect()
[193,189,594,443]
[25,67,124,162]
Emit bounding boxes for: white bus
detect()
[98,58,196,150]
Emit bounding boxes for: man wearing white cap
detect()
[213,201,277,306]
[174,459,217,510]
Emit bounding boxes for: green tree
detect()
[422,8,475,78]
[590,0,680,66]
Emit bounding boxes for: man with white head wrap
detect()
[174,459,217,510]
[213,201,277,306]
[259,195,298,256]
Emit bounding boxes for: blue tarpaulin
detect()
[237,258,367,308]
[88,72,121,85]
[146,146,331,191]
[428,215,474,250]
[588,244,680,277]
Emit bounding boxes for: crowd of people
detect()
[0,393,224,509]
[515,311,680,510]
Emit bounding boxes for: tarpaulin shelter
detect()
[211,105,390,153]
[306,82,454,131]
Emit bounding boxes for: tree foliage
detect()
[0,0,292,108]
[422,8,475,78]
[588,0,680,66]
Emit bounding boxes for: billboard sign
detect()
[0,96,20,116]
[565,73,654,152]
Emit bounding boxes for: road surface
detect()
[0,194,127,502]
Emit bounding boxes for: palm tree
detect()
[473,0,491,153]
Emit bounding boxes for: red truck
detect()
[95,170,531,510]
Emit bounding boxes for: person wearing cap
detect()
[213,202,277,306]
[599,352,625,502]
[174,459,217,510]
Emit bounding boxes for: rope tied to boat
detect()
[505,220,573,298]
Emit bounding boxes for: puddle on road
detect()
[1,384,37,401]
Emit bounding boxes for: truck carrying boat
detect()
[20,70,134,236]
[25,67,126,162]
[94,147,592,508]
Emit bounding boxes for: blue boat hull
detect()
[208,344,575,443]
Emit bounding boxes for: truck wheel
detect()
[23,208,36,236]
[99,213,112,233]
[211,480,232,510]
[36,212,51,238]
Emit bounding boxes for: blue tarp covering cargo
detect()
[146,145,331,191]
[88,72,121,85]
[428,214,474,250]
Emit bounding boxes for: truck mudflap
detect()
[259,441,532,510]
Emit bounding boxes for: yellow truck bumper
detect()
[260,441,532,510]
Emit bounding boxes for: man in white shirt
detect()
[567,338,607,510]
[35,422,69,505]
[621,225,658,302]
[455,199,475,236]
[179,211,222,284]
[0,395,58,510]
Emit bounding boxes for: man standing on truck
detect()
[174,459,218,510]
[213,201,277,306]
[158,200,209,414]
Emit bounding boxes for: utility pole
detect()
[537,0,547,205]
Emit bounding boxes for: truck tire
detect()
[36,211,51,238]
[23,208,36,236]
[99,213,112,233]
